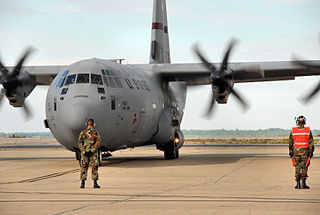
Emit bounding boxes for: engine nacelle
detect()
[216,79,234,104]
[6,72,36,107]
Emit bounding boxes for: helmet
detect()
[295,115,306,125]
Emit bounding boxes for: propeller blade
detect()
[203,86,218,118]
[0,59,9,77]
[22,101,32,120]
[301,81,320,103]
[220,39,237,72]
[225,83,248,111]
[13,47,33,76]
[0,88,5,105]
[193,44,216,72]
[204,94,215,118]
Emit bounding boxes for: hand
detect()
[84,151,93,157]
[289,152,293,158]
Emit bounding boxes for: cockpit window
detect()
[103,76,109,87]
[65,74,76,85]
[105,69,117,76]
[114,77,123,88]
[109,70,116,76]
[76,74,89,83]
[105,70,112,76]
[91,74,103,85]
[59,77,66,88]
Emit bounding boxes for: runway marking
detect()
[1,191,320,203]
[0,159,136,185]
[0,197,319,204]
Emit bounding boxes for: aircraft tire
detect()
[175,149,179,159]
[75,149,81,165]
[164,149,174,159]
[164,143,179,160]
[98,150,103,166]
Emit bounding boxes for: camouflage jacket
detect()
[289,125,314,156]
[78,127,101,153]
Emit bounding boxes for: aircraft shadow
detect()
[100,153,302,168]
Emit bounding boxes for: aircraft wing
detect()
[15,66,66,85]
[132,60,320,86]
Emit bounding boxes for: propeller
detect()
[292,37,320,103]
[0,88,5,104]
[0,47,34,119]
[193,39,248,117]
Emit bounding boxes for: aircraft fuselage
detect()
[45,59,186,153]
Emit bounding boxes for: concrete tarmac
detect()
[0,139,319,215]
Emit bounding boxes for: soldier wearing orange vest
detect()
[289,115,314,189]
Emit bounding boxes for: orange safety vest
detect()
[292,127,310,148]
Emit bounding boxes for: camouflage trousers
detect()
[294,155,308,180]
[80,152,99,181]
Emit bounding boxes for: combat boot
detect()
[80,180,85,189]
[295,179,301,189]
[301,178,310,189]
[93,180,100,188]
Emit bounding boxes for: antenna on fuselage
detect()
[117,59,125,64]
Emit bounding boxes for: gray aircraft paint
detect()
[45,58,181,152]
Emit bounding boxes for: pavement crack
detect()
[210,158,257,185]
[110,196,136,205]
[0,158,137,185]
[52,204,94,215]
[146,158,257,196]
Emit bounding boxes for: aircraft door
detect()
[113,96,130,145]
[132,109,147,143]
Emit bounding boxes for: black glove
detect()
[84,151,93,157]
[289,151,293,158]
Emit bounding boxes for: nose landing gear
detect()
[75,148,112,166]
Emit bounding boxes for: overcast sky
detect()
[0,0,319,132]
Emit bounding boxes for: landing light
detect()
[174,137,180,144]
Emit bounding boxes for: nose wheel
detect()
[75,149,107,166]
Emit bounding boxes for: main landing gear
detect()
[163,141,179,160]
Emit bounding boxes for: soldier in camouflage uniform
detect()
[78,118,101,189]
[289,116,314,189]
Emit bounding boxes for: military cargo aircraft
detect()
[0,0,319,162]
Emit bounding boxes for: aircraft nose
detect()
[60,97,104,132]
